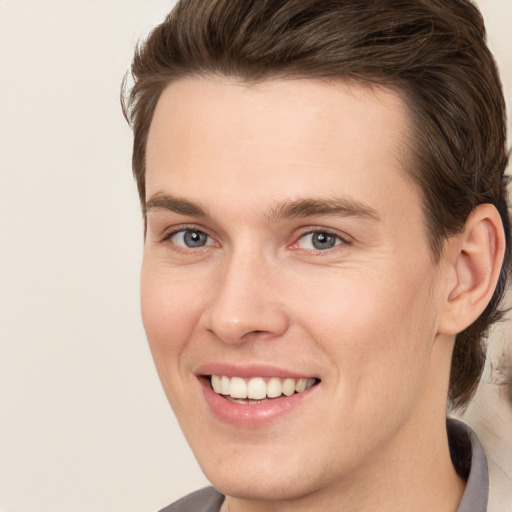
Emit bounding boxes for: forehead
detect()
[146,77,419,220]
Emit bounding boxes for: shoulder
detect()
[158,487,224,512]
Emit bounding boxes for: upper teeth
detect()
[210,375,316,400]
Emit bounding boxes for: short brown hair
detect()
[122,0,510,409]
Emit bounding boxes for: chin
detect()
[204,467,318,502]
[193,439,336,503]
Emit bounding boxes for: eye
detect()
[296,231,344,250]
[169,229,213,248]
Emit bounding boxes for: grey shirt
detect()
[159,418,488,512]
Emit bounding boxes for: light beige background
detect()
[0,1,510,511]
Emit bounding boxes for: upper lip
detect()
[195,363,319,380]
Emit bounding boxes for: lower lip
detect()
[200,378,317,427]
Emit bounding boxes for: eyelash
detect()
[161,226,215,248]
[160,226,350,253]
[292,229,349,252]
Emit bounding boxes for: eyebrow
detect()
[145,193,381,222]
[267,197,381,222]
[145,193,209,217]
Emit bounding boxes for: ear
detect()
[438,204,506,335]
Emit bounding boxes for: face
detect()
[142,77,451,503]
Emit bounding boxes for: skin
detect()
[142,77,469,511]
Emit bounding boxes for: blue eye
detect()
[170,229,211,248]
[297,231,343,250]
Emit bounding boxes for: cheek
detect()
[292,264,438,384]
[140,261,205,361]
[140,262,210,417]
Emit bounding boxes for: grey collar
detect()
[449,418,489,512]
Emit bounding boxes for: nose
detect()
[202,251,290,344]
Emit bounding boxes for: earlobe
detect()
[438,204,505,335]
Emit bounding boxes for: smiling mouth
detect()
[208,375,319,403]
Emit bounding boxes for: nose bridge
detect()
[205,245,289,343]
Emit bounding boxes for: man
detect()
[122,1,510,510]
